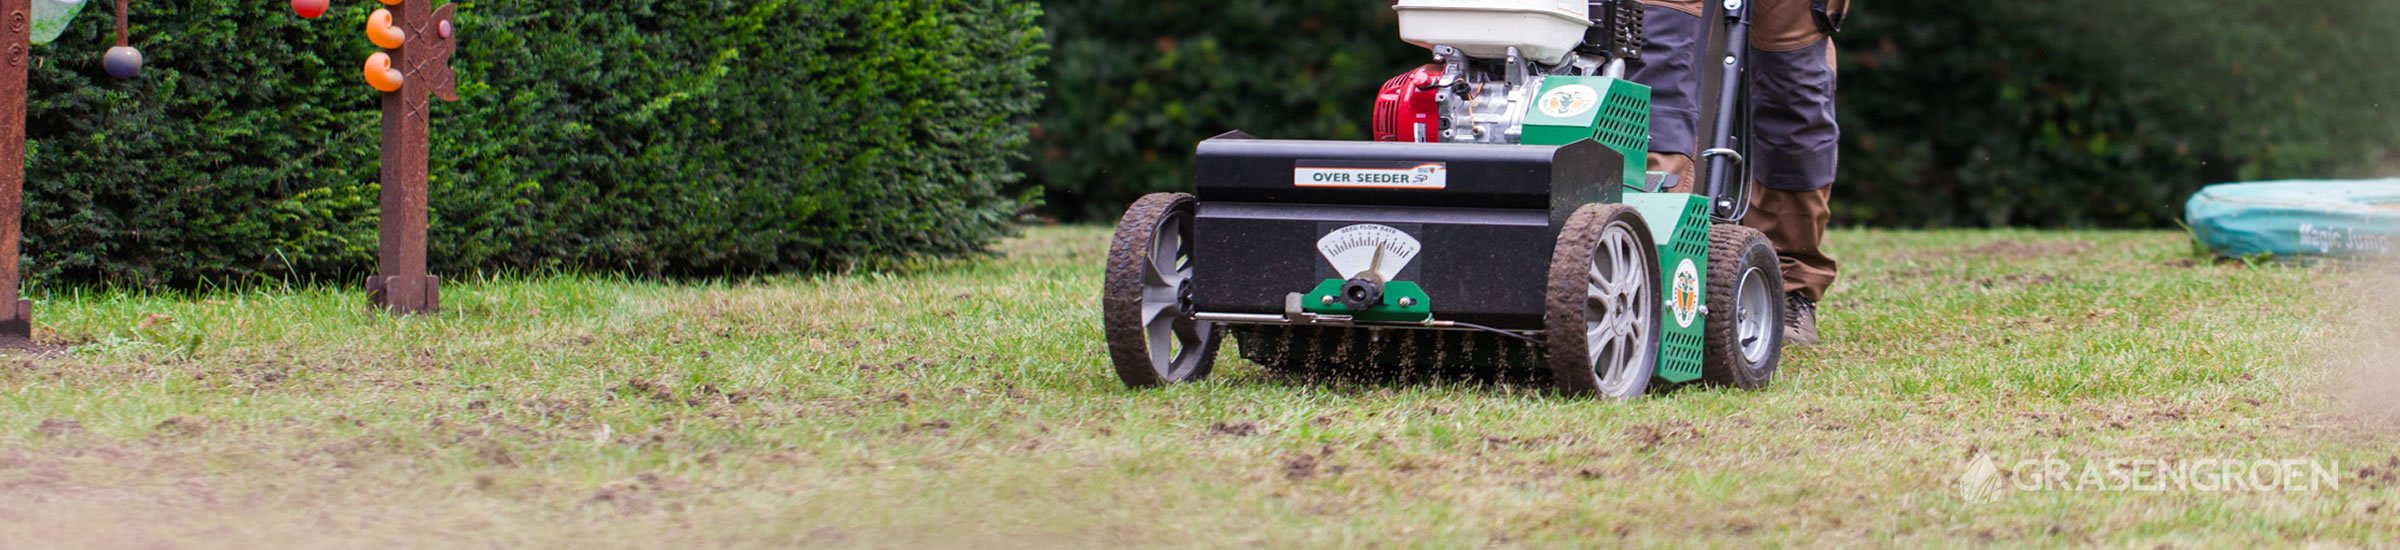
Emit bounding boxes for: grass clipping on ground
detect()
[0,227,2395,547]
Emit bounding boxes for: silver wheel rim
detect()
[1736,266,1776,362]
[1139,209,1212,378]
[1586,221,1654,395]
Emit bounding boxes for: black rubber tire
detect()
[1103,193,1225,388]
[1546,204,1664,399]
[1700,224,1784,389]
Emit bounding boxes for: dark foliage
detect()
[1030,0,1424,221]
[24,0,1045,288]
[1030,0,2400,227]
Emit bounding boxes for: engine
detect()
[1373,66,1444,143]
[1374,0,1644,145]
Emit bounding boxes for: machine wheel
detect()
[1700,225,1785,389]
[1103,193,1225,388]
[1545,204,1664,399]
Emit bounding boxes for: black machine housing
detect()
[1189,133,1626,331]
[1579,0,1646,60]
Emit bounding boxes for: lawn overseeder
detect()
[1103,0,1787,398]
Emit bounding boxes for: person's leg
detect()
[1627,0,1704,191]
[1745,186,1836,296]
[1745,0,1844,344]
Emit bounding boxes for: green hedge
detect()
[25,0,1045,288]
[1031,1,2400,227]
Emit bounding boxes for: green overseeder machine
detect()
[1101,0,1787,398]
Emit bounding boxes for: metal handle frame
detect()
[1697,0,1755,223]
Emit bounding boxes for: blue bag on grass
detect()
[2186,180,2400,259]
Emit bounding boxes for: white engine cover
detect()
[1395,0,1591,65]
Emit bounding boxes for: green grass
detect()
[2,226,2394,547]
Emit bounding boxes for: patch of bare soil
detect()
[151,416,209,438]
[1208,422,1259,437]
[1973,273,2070,289]
[1281,446,1343,480]
[584,472,693,516]
[1623,421,1702,452]
[34,419,84,438]
[0,335,69,356]
[1952,239,2096,260]
[0,436,725,548]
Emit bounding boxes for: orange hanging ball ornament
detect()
[364,52,405,92]
[292,0,328,19]
[366,8,406,49]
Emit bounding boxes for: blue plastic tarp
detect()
[2186,179,2400,259]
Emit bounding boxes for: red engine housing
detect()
[1372,65,1443,143]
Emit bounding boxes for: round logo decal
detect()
[1537,84,1601,118]
[1670,259,1701,328]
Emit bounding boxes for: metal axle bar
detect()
[1191,311,1546,345]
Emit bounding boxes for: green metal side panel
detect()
[1524,76,1689,384]
[1521,76,1652,190]
[1620,191,1711,384]
[1301,280,1434,323]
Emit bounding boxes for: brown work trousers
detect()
[1636,0,1844,302]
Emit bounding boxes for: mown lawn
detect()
[1,226,2394,547]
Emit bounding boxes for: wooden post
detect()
[363,0,457,314]
[0,0,34,338]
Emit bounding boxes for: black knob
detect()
[1338,278,1384,311]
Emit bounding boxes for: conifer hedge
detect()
[24,0,1045,287]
